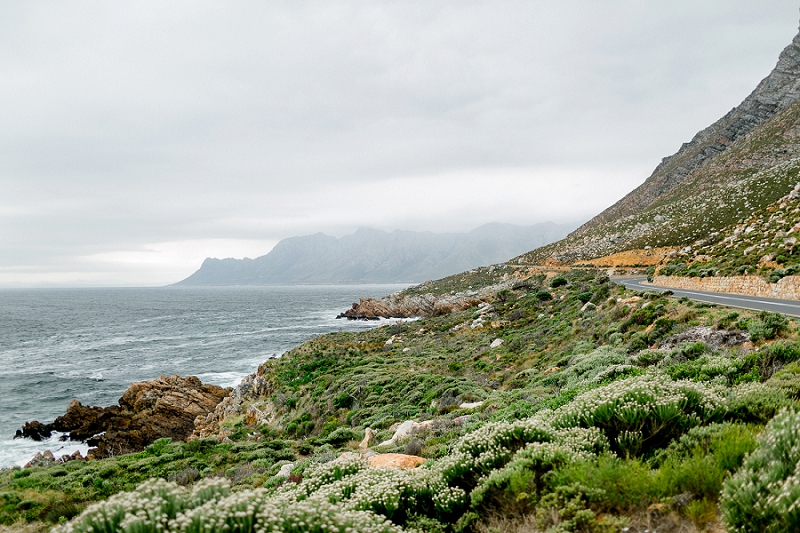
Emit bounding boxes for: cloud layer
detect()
[1,1,798,285]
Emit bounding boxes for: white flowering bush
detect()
[52,478,231,533]
[559,347,627,390]
[55,474,405,533]
[725,381,791,424]
[550,372,726,456]
[721,408,800,533]
[435,418,606,489]
[174,488,404,533]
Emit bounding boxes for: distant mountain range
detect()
[176,222,575,285]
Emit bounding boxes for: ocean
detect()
[0,284,407,468]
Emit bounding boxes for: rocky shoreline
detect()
[16,375,230,460]
[336,282,514,320]
[15,280,519,464]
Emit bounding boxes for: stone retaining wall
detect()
[652,275,800,301]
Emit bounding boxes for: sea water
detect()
[0,285,408,468]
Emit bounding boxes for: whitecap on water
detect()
[0,434,90,469]
[195,371,249,389]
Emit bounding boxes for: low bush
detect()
[550,373,726,457]
[721,409,800,532]
[744,311,790,342]
[558,347,627,390]
[536,291,553,301]
[726,382,791,423]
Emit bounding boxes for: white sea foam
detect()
[195,371,250,389]
[0,434,90,469]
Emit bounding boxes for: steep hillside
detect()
[656,174,800,280]
[520,27,800,265]
[177,222,573,285]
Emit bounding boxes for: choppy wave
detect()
[0,284,408,468]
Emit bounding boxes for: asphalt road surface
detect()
[616,277,800,318]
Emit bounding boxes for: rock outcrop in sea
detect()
[16,375,230,459]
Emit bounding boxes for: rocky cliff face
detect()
[521,26,800,265]
[17,375,230,459]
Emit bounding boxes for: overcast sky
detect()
[1,1,798,286]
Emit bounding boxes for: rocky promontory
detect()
[16,375,230,459]
[336,284,512,320]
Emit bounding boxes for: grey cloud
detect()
[0,1,798,285]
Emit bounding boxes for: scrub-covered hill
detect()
[520,26,800,266]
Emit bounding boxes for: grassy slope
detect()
[4,270,800,532]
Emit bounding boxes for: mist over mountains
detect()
[177,222,574,285]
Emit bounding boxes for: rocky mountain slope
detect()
[655,176,800,279]
[520,26,800,265]
[177,222,573,285]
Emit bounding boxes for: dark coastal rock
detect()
[15,420,52,441]
[18,375,230,460]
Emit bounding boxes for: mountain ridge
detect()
[177,222,574,285]
[520,24,800,265]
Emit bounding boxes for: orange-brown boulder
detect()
[367,453,426,469]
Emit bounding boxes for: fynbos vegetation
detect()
[4,268,800,532]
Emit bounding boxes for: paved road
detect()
[616,277,800,318]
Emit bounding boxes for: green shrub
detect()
[717,311,740,329]
[577,292,593,303]
[536,291,553,301]
[333,392,354,409]
[626,333,649,353]
[648,317,676,344]
[725,382,791,423]
[721,409,800,532]
[496,289,514,303]
[769,268,787,283]
[323,427,358,446]
[746,311,790,342]
[470,442,573,513]
[767,361,800,397]
[550,277,568,288]
[144,438,174,457]
[552,454,657,512]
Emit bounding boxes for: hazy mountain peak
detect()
[177,222,574,285]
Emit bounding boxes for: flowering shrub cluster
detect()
[721,408,800,533]
[558,347,627,390]
[52,478,231,533]
[549,372,726,455]
[56,369,787,533]
[56,475,405,533]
